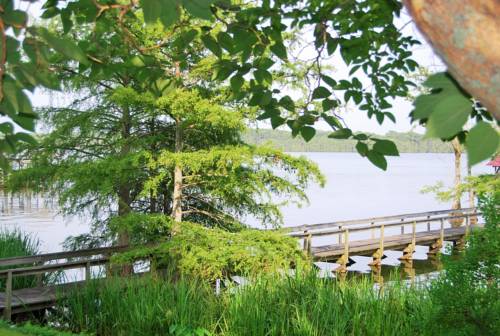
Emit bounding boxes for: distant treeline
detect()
[243,129,453,153]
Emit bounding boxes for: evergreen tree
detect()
[8,12,324,247]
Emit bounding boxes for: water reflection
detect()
[0,192,89,253]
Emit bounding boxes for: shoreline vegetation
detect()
[244,129,454,153]
[0,193,497,335]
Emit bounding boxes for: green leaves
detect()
[425,94,472,139]
[466,122,499,166]
[367,151,387,171]
[159,4,181,27]
[230,75,244,92]
[411,71,499,166]
[300,126,315,142]
[312,86,330,99]
[38,28,89,65]
[328,128,352,139]
[279,96,295,112]
[373,139,399,156]
[411,94,441,120]
[141,0,164,24]
[3,9,27,27]
[270,42,287,60]
[183,0,215,20]
[254,69,272,86]
[217,32,234,52]
[142,0,215,27]
[355,142,368,156]
[201,34,222,57]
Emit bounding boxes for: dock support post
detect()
[370,264,384,285]
[428,219,444,256]
[303,231,312,256]
[399,221,416,260]
[369,225,385,267]
[454,215,469,251]
[36,262,43,287]
[4,271,12,321]
[85,261,91,281]
[401,259,415,281]
[335,229,349,273]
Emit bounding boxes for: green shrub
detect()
[426,191,500,335]
[113,221,306,281]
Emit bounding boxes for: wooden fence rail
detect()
[289,213,479,238]
[285,207,477,233]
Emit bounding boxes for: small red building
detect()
[487,156,500,173]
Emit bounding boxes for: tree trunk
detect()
[171,118,183,233]
[171,61,183,234]
[117,102,133,275]
[149,118,157,213]
[404,0,500,119]
[450,137,463,227]
[467,160,478,225]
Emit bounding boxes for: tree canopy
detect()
[7,10,325,248]
[0,0,498,172]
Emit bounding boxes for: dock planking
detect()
[311,225,476,259]
[0,281,84,315]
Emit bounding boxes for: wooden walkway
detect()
[0,281,84,316]
[312,225,471,258]
[287,207,481,272]
[0,245,128,320]
[0,208,481,320]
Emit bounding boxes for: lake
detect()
[0,152,491,278]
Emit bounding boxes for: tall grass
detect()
[0,229,42,290]
[57,275,220,335]
[56,272,432,336]
[222,273,430,336]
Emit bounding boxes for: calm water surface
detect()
[0,153,491,278]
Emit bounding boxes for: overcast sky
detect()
[18,2,446,135]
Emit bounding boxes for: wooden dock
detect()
[0,208,481,320]
[0,245,128,320]
[287,207,480,272]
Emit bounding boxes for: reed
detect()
[57,275,220,335]
[0,229,44,290]
[56,271,432,336]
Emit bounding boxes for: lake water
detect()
[0,153,491,278]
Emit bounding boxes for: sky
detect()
[17,2,447,135]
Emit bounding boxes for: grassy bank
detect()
[0,320,87,336]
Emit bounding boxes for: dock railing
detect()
[0,245,129,320]
[286,208,480,271]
